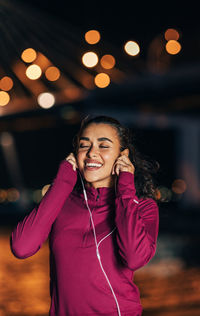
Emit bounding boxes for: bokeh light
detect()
[94,73,110,88]
[166,40,181,55]
[0,189,7,203]
[42,184,50,196]
[85,30,101,44]
[82,52,98,68]
[156,186,172,202]
[0,91,10,106]
[7,188,20,202]
[100,54,116,69]
[21,48,37,63]
[37,92,55,109]
[0,76,13,91]
[45,66,60,81]
[124,41,140,56]
[26,64,42,80]
[172,179,187,194]
[165,28,180,41]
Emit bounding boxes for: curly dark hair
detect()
[72,115,159,200]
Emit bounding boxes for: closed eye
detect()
[79,144,109,148]
[79,144,89,148]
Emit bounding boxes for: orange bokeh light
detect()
[0,91,10,106]
[45,66,60,81]
[166,40,181,55]
[0,76,13,91]
[85,30,101,44]
[100,55,116,69]
[165,28,180,41]
[21,48,37,63]
[172,179,187,194]
[94,73,110,88]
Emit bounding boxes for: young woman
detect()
[11,115,159,316]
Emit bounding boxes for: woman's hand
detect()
[65,153,78,171]
[112,154,135,176]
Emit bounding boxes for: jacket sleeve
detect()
[11,160,77,259]
[115,171,159,271]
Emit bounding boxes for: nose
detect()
[86,144,98,157]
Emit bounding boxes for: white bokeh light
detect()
[37,92,55,109]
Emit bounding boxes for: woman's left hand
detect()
[112,154,135,176]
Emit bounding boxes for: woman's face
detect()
[76,123,123,188]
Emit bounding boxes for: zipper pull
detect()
[96,194,99,201]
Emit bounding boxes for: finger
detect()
[65,158,77,171]
[66,153,78,166]
[116,161,129,169]
[115,164,119,176]
[117,155,130,163]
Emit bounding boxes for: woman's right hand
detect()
[65,153,78,171]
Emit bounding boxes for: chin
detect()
[83,173,101,183]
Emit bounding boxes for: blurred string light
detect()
[166,40,181,55]
[94,73,110,88]
[0,189,7,202]
[0,91,10,106]
[45,66,60,81]
[42,184,50,196]
[0,188,20,203]
[164,28,180,41]
[164,28,181,55]
[26,64,42,80]
[0,76,13,91]
[85,30,101,44]
[21,48,37,63]
[7,188,20,202]
[100,54,116,69]
[172,179,187,194]
[82,52,98,68]
[124,41,140,56]
[155,186,172,202]
[37,92,55,109]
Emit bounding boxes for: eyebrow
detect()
[79,136,113,143]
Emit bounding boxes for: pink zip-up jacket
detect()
[11,160,159,316]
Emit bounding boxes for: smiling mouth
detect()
[85,163,103,170]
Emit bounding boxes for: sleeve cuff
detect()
[55,159,77,185]
[116,171,137,198]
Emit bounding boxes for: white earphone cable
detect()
[78,171,121,316]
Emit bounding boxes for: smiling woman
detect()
[72,115,159,197]
[11,115,159,316]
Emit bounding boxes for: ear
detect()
[120,148,129,157]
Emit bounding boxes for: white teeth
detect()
[86,163,102,167]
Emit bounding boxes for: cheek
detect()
[103,152,118,166]
[76,152,85,167]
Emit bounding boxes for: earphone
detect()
[78,170,122,316]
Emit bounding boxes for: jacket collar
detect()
[85,186,115,200]
[74,185,115,203]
